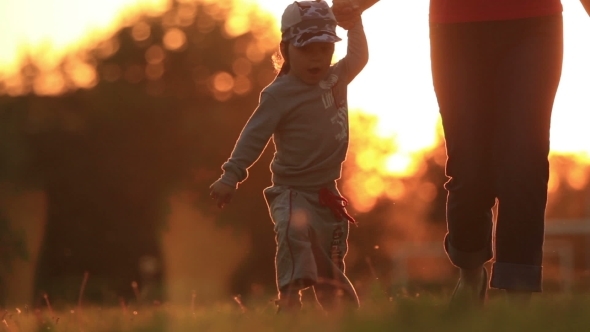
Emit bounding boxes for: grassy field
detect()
[3,290,590,332]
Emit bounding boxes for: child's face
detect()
[287,42,335,85]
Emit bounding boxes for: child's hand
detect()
[332,0,361,30]
[209,179,236,209]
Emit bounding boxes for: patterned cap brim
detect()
[290,30,342,47]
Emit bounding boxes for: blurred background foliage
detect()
[0,0,284,306]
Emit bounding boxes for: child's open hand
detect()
[332,0,361,30]
[209,179,236,209]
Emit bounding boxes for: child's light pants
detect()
[264,185,359,309]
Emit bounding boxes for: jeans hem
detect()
[444,234,493,270]
[490,262,542,292]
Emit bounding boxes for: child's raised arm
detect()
[336,16,369,84]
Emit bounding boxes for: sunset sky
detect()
[1,0,589,160]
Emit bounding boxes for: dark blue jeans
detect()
[430,14,563,292]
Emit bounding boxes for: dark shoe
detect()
[449,267,488,309]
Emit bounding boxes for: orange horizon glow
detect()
[1,0,590,211]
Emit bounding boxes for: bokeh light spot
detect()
[356,150,380,171]
[246,43,264,63]
[131,22,151,41]
[365,175,386,198]
[233,75,251,95]
[385,180,405,201]
[33,71,66,96]
[145,63,164,80]
[417,182,437,202]
[566,165,589,190]
[225,14,249,38]
[385,153,414,176]
[145,45,165,64]
[177,3,197,26]
[203,2,227,21]
[163,28,187,51]
[5,74,27,96]
[197,15,216,34]
[65,60,97,89]
[232,58,252,76]
[95,38,120,59]
[212,71,234,93]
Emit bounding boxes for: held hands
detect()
[209,179,236,209]
[332,0,361,30]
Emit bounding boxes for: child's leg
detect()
[305,188,359,311]
[276,279,308,312]
[265,186,359,312]
[264,186,319,311]
[311,219,359,311]
[313,277,358,311]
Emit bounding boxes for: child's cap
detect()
[281,1,342,47]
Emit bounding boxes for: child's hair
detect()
[272,42,290,76]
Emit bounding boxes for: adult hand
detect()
[332,0,361,30]
[209,179,236,208]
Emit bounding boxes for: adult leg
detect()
[430,21,497,272]
[490,14,563,292]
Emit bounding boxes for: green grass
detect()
[3,293,590,332]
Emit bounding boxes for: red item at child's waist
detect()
[319,188,357,225]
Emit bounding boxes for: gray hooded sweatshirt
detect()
[219,21,368,189]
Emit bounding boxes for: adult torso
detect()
[429,0,563,23]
